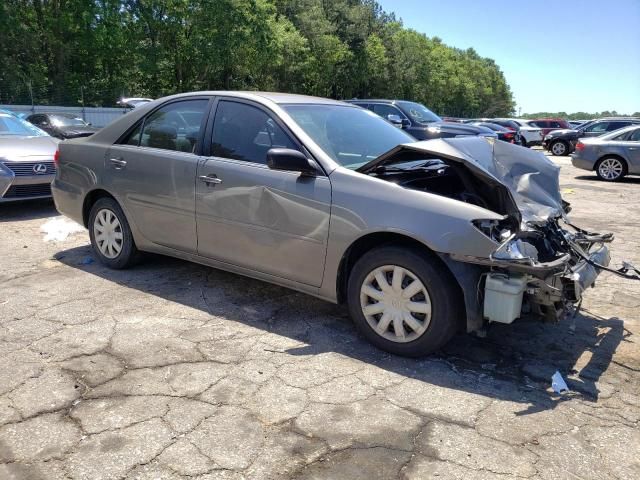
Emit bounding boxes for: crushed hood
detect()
[358,136,565,224]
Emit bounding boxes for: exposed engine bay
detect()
[358,138,638,330]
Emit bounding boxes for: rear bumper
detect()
[570,155,596,171]
[51,178,85,225]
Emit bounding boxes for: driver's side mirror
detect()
[267,148,317,176]
[387,114,409,129]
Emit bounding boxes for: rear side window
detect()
[121,123,142,146]
[139,99,208,153]
[628,129,640,141]
[606,121,630,131]
[211,101,298,164]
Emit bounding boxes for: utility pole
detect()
[80,86,86,121]
[28,80,34,113]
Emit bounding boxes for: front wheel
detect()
[347,246,461,357]
[88,197,139,269]
[550,140,569,156]
[596,156,627,182]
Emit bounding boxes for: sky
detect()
[376,0,640,114]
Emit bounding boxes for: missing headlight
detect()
[472,218,517,243]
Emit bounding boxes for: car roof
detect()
[346,99,406,104]
[44,113,81,118]
[593,117,640,121]
[159,91,350,106]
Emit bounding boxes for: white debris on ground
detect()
[40,216,85,242]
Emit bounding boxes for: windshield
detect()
[396,101,441,124]
[283,104,415,169]
[0,114,49,136]
[51,115,88,127]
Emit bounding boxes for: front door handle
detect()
[109,158,127,169]
[199,174,222,185]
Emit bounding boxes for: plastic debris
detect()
[551,371,569,394]
[80,256,94,265]
[40,217,84,242]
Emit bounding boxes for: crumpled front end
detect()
[435,138,617,327]
[361,137,623,330]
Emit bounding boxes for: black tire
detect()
[549,140,569,156]
[595,156,627,182]
[520,137,528,148]
[88,197,139,269]
[347,246,461,357]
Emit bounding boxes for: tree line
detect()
[0,0,515,117]
[522,111,640,120]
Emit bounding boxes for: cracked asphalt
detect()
[1,153,639,479]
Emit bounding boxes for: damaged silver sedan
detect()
[52,92,618,356]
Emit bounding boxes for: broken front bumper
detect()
[450,228,612,327]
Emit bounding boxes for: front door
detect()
[104,98,210,253]
[195,99,331,287]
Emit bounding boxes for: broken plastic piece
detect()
[80,256,94,265]
[551,371,569,394]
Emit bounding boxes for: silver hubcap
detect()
[598,158,623,180]
[93,209,123,259]
[551,142,566,155]
[360,265,432,343]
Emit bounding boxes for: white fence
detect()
[1,104,130,128]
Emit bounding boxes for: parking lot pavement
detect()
[1,157,639,480]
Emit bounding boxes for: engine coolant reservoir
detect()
[483,273,527,324]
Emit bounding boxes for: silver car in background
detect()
[0,113,59,202]
[52,92,613,356]
[571,125,640,181]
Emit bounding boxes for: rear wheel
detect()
[596,156,627,182]
[347,246,461,357]
[88,197,138,269]
[550,140,569,156]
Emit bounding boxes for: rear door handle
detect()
[109,158,127,168]
[199,174,222,185]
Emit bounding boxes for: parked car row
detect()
[346,100,500,141]
[542,117,640,156]
[571,124,640,181]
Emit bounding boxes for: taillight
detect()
[575,142,585,151]
[53,149,60,167]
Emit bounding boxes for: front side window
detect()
[284,104,415,169]
[584,122,609,133]
[140,99,208,153]
[372,104,407,122]
[211,101,297,164]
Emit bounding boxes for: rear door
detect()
[104,97,211,253]
[621,128,640,173]
[195,99,331,287]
